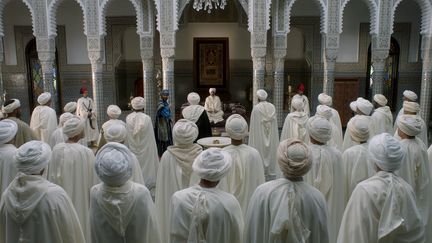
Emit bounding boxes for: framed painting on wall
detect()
[193,38,229,88]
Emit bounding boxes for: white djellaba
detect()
[305,116,346,243]
[126,97,159,195]
[76,91,100,144]
[280,96,309,143]
[396,115,432,242]
[370,94,393,136]
[222,114,265,217]
[169,148,244,243]
[342,97,373,151]
[315,104,343,151]
[249,89,281,180]
[30,92,58,143]
[90,142,162,243]
[318,93,343,140]
[49,112,87,148]
[342,115,373,201]
[244,139,329,243]
[337,133,425,243]
[394,90,418,131]
[0,141,85,243]
[394,101,428,146]
[155,119,202,243]
[205,88,224,124]
[48,116,98,241]
[0,119,18,196]
[98,105,127,148]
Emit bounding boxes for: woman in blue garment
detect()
[155,89,173,157]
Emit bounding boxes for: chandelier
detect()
[193,0,227,13]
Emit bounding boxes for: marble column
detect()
[273,49,286,127]
[0,37,5,103]
[37,37,58,111]
[140,36,156,119]
[323,49,337,97]
[420,36,432,123]
[161,48,175,120]
[252,47,266,105]
[371,58,386,96]
[89,58,104,126]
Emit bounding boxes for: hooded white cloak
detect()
[249,101,281,180]
[169,185,244,243]
[30,105,57,143]
[244,178,329,243]
[370,106,393,136]
[0,173,85,243]
[90,181,162,243]
[0,144,17,196]
[337,171,425,243]
[342,115,371,151]
[281,112,309,143]
[290,94,310,116]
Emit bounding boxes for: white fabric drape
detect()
[370,106,393,136]
[0,144,17,197]
[204,95,224,123]
[76,97,99,143]
[280,112,309,143]
[30,105,57,143]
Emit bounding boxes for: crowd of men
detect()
[0,85,430,243]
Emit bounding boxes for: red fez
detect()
[80,87,88,94]
[297,83,305,92]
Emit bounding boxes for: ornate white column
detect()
[323,48,337,96]
[87,37,105,126]
[252,46,267,105]
[161,47,175,119]
[0,36,5,103]
[370,34,390,96]
[140,36,156,119]
[273,47,287,127]
[37,37,58,110]
[420,36,432,122]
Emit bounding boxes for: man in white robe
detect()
[318,93,342,138]
[222,114,265,216]
[396,115,432,241]
[169,148,244,243]
[245,138,329,243]
[76,87,99,146]
[316,105,343,150]
[49,112,74,148]
[290,83,310,116]
[0,140,85,243]
[48,116,97,241]
[182,92,212,140]
[98,105,126,148]
[305,116,346,243]
[249,89,281,180]
[394,90,418,131]
[370,94,393,136]
[155,119,202,243]
[64,101,77,113]
[205,88,224,124]
[0,119,18,196]
[281,96,309,143]
[126,97,159,195]
[2,99,37,147]
[90,142,161,243]
[394,101,428,145]
[30,92,58,143]
[342,97,373,151]
[342,115,373,200]
[337,134,425,243]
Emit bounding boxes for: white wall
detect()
[57,0,89,64]
[394,0,421,62]
[176,23,250,60]
[3,0,32,65]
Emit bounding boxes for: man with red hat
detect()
[76,86,99,147]
[290,83,310,116]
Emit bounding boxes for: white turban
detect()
[59,112,74,127]
[397,115,422,136]
[187,92,201,105]
[277,139,312,178]
[318,93,332,106]
[95,142,133,186]
[307,116,332,143]
[209,88,216,94]
[368,133,405,172]
[316,105,333,120]
[173,119,199,145]
[62,116,85,138]
[131,97,145,110]
[37,92,51,105]
[403,90,417,101]
[225,114,248,140]
[291,97,304,111]
[356,98,373,115]
[63,102,77,113]
[373,94,388,107]
[403,101,420,114]
[104,124,127,143]
[15,141,51,175]
[0,119,18,144]
[257,89,268,101]
[349,101,357,113]
[2,99,21,114]
[347,115,370,142]
[192,148,232,182]
[107,105,121,119]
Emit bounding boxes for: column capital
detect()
[251,47,266,59]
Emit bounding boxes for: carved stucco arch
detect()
[0,0,36,36]
[393,0,432,37]
[48,0,86,37]
[99,0,156,37]
[340,0,378,35]
[177,0,248,19]
[284,0,328,34]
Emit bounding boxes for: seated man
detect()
[205,88,224,124]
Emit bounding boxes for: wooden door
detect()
[333,78,359,127]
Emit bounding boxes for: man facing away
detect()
[0,140,85,243]
[30,92,57,143]
[0,119,18,196]
[182,92,212,140]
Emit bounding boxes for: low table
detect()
[197,137,232,149]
